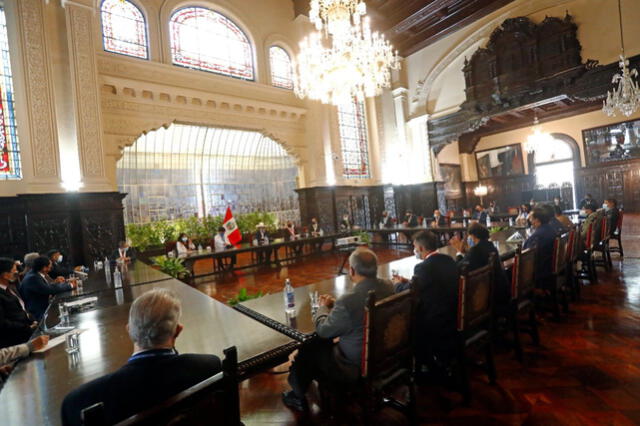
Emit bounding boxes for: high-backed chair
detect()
[509,247,539,363]
[577,222,598,285]
[609,210,624,258]
[565,227,580,301]
[456,261,496,404]
[550,234,569,316]
[593,216,612,271]
[319,290,416,423]
[80,347,241,426]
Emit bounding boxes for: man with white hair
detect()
[282,248,393,412]
[61,288,221,426]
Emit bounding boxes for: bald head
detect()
[128,289,182,350]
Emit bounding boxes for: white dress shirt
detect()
[214,234,231,252]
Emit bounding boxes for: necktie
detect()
[8,287,27,313]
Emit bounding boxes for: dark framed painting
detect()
[440,164,463,199]
[582,118,640,165]
[475,143,525,179]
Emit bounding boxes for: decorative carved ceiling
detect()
[292,0,517,56]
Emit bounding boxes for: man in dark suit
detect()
[282,248,393,412]
[253,223,272,264]
[472,205,488,223]
[46,249,81,279]
[404,210,418,228]
[111,241,136,263]
[432,209,447,227]
[379,210,393,228]
[604,198,620,236]
[542,204,568,235]
[524,207,556,291]
[0,258,38,349]
[20,256,75,321]
[450,223,510,306]
[393,231,459,368]
[61,289,221,426]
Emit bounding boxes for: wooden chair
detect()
[593,217,612,271]
[509,247,539,363]
[565,227,581,301]
[319,290,416,423]
[80,347,241,426]
[609,210,624,258]
[550,234,569,317]
[456,262,496,404]
[577,222,598,285]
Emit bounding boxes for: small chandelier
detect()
[309,0,367,39]
[525,115,553,154]
[602,0,640,117]
[294,15,400,106]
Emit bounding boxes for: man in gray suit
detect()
[282,248,393,412]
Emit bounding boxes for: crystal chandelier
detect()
[309,0,367,39]
[525,115,553,154]
[602,0,640,117]
[295,1,400,106]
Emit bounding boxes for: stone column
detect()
[407,114,433,184]
[61,0,111,192]
[9,0,62,192]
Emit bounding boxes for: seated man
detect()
[432,209,446,227]
[0,258,38,349]
[554,206,573,230]
[542,204,568,235]
[20,256,75,321]
[524,207,556,291]
[19,252,40,282]
[472,205,488,223]
[253,223,272,264]
[580,201,604,246]
[378,211,392,229]
[61,289,221,426]
[46,249,82,279]
[214,226,236,270]
[282,248,393,412]
[450,223,510,306]
[393,231,459,369]
[309,218,324,251]
[111,241,136,264]
[0,335,49,386]
[403,210,418,228]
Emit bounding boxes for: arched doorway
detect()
[533,134,579,208]
[117,123,300,225]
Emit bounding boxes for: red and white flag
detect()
[223,206,242,247]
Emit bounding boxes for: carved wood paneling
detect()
[575,159,640,211]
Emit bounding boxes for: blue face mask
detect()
[467,237,475,248]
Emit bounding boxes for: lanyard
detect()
[128,348,178,363]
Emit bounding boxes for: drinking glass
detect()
[309,291,319,311]
[65,332,80,354]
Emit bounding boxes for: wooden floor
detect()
[193,215,640,425]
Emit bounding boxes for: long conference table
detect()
[0,261,298,426]
[0,228,526,425]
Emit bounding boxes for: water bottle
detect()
[104,257,111,277]
[509,217,514,227]
[197,243,203,252]
[486,213,491,227]
[283,278,295,314]
[114,268,122,289]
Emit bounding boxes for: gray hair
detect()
[23,252,39,268]
[128,289,182,349]
[349,248,378,278]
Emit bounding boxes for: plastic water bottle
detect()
[283,278,295,314]
[114,268,122,289]
[104,257,111,277]
[197,243,203,252]
[486,213,491,227]
[509,217,514,227]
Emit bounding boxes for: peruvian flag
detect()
[223,206,242,247]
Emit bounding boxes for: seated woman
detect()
[515,204,531,226]
[175,233,196,257]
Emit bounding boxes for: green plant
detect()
[490,226,508,234]
[152,256,191,280]
[355,230,372,244]
[227,287,265,306]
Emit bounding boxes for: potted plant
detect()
[152,256,191,282]
[227,288,265,306]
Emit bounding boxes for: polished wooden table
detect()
[235,231,522,341]
[0,279,297,426]
[179,233,350,278]
[56,260,172,300]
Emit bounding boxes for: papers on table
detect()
[64,297,98,309]
[32,329,87,353]
[506,231,525,242]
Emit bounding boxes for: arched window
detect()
[100,0,148,59]
[169,7,254,80]
[533,136,576,204]
[0,8,21,180]
[269,46,293,90]
[338,99,370,179]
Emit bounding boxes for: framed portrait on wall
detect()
[475,143,525,179]
[582,118,640,165]
[440,164,463,199]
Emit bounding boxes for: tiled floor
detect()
[194,215,640,425]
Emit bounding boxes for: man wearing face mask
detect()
[603,198,620,237]
[46,249,81,280]
[309,218,324,252]
[20,256,76,321]
[524,207,556,291]
[0,257,38,348]
[282,248,393,412]
[392,231,459,369]
[450,223,510,305]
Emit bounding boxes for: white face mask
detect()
[414,249,422,260]
[181,237,188,243]
[57,255,63,263]
[602,203,608,210]
[467,237,475,248]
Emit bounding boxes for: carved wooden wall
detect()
[464,175,536,210]
[0,193,126,265]
[575,159,640,211]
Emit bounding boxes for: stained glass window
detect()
[100,0,148,59]
[170,7,254,80]
[0,8,20,180]
[269,46,293,90]
[338,99,370,179]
